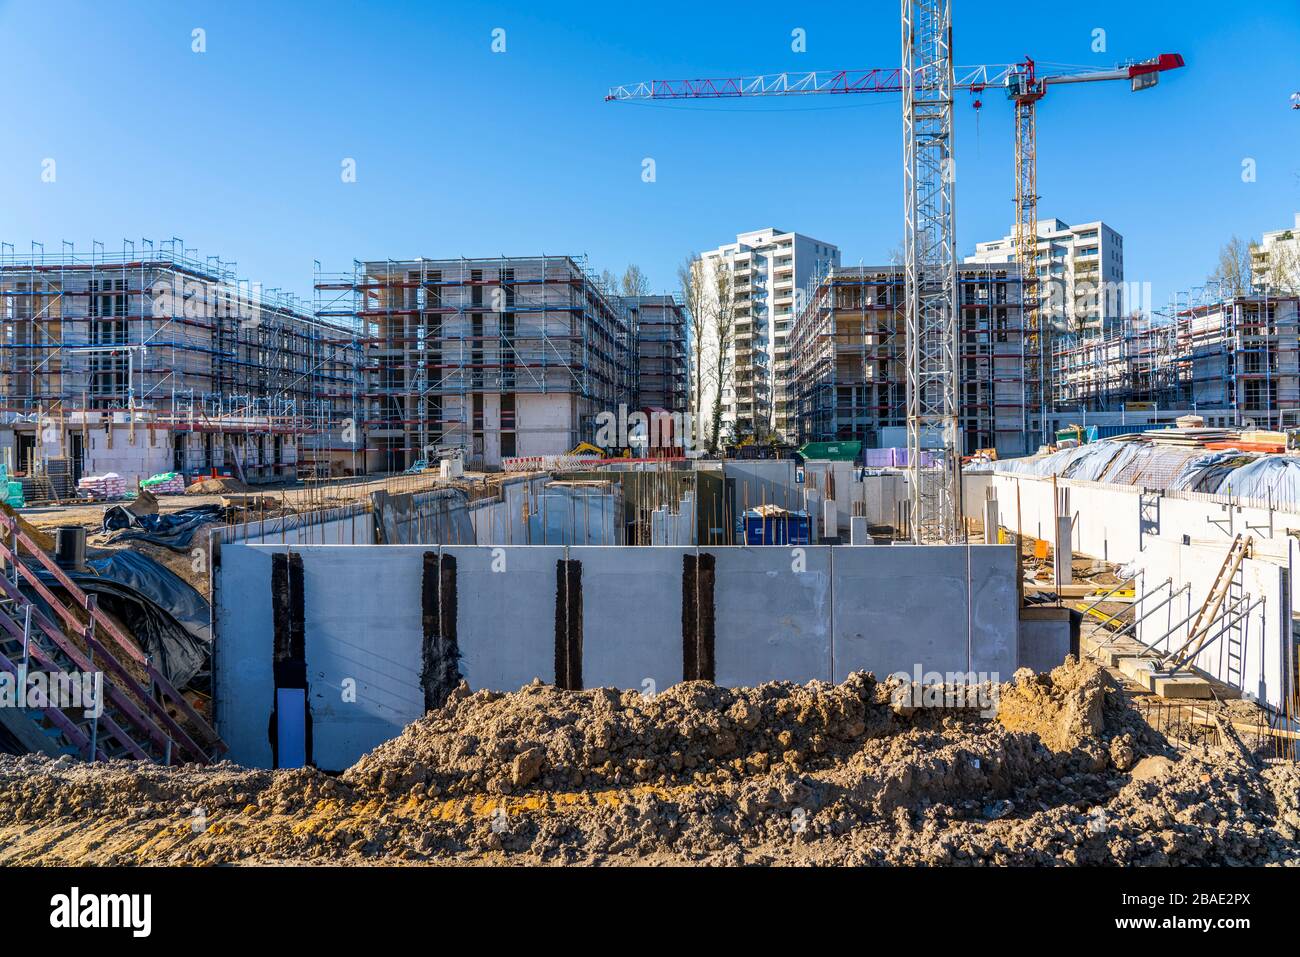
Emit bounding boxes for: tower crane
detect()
[607,34,1182,541]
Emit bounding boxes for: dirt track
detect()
[0,658,1297,866]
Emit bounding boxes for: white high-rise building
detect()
[1252,213,1300,294]
[965,218,1124,337]
[698,228,840,444]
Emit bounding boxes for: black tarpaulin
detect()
[29,550,211,687]
[102,504,224,551]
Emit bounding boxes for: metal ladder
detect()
[1223,560,1246,689]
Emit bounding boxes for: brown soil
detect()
[0,657,1296,866]
[186,477,249,495]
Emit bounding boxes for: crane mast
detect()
[1011,63,1044,455]
[901,0,962,542]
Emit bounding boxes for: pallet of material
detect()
[1142,428,1232,446]
[77,473,127,500]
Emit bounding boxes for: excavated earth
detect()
[0,657,1297,866]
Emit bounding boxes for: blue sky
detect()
[1,0,1296,312]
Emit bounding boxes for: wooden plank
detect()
[0,516,223,755]
[0,574,169,756]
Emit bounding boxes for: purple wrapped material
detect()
[864,448,893,468]
[893,448,937,467]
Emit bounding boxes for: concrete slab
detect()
[297,546,426,772]
[571,546,684,692]
[711,546,833,687]
[442,545,563,693]
[213,543,277,768]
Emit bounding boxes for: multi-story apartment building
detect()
[1251,213,1300,294]
[789,263,1028,458]
[1049,296,1300,429]
[626,295,687,414]
[699,228,840,443]
[0,245,355,484]
[966,218,1124,338]
[320,255,636,471]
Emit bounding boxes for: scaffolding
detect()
[1182,293,1300,428]
[627,295,687,413]
[1049,288,1300,427]
[315,255,637,471]
[789,263,1026,457]
[0,240,357,480]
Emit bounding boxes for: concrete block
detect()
[711,546,833,687]
[1017,607,1073,672]
[850,515,870,545]
[1117,655,1161,687]
[1081,633,1146,668]
[1150,672,1213,699]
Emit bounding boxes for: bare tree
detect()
[1209,236,1254,297]
[620,264,650,298]
[678,255,710,439]
[709,268,736,453]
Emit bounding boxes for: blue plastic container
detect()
[743,508,811,545]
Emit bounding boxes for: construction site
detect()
[0,242,359,497]
[0,6,1297,910]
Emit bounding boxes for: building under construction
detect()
[790,264,1028,458]
[627,294,688,413]
[0,243,357,487]
[316,255,638,471]
[1050,295,1300,428]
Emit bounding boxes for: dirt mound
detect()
[186,477,248,495]
[0,664,1296,866]
[995,656,1152,753]
[0,503,55,552]
[343,674,919,798]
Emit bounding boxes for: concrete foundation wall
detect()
[573,546,684,691]
[713,546,834,686]
[833,544,1017,681]
[214,542,1020,770]
[724,460,802,513]
[441,545,560,692]
[215,505,374,548]
[991,471,1296,707]
[1131,536,1290,709]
